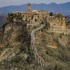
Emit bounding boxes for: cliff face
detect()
[0,14,31,48]
[0,13,70,70]
[0,13,47,70]
[0,13,33,70]
[35,27,70,70]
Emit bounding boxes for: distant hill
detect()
[66,15,70,23]
[0,2,70,15]
[0,16,6,27]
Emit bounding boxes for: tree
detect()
[54,64,57,70]
[44,20,50,30]
[50,12,53,21]
[50,12,53,16]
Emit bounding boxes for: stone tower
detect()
[27,3,31,12]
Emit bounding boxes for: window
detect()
[35,19,37,22]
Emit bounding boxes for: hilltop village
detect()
[13,3,66,33]
[0,3,70,70]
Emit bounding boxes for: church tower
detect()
[27,3,31,12]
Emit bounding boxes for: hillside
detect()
[0,13,70,70]
[35,27,70,70]
[0,2,70,15]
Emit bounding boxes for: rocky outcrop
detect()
[0,13,33,70]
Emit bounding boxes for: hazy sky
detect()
[0,0,70,7]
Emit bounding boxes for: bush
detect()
[44,22,50,30]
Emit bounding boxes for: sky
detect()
[0,0,70,7]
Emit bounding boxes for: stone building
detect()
[13,3,66,32]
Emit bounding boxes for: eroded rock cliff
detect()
[0,13,70,70]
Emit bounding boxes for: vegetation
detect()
[50,12,53,16]
[35,31,70,70]
[44,22,50,30]
[7,12,23,22]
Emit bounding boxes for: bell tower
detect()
[27,3,31,12]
